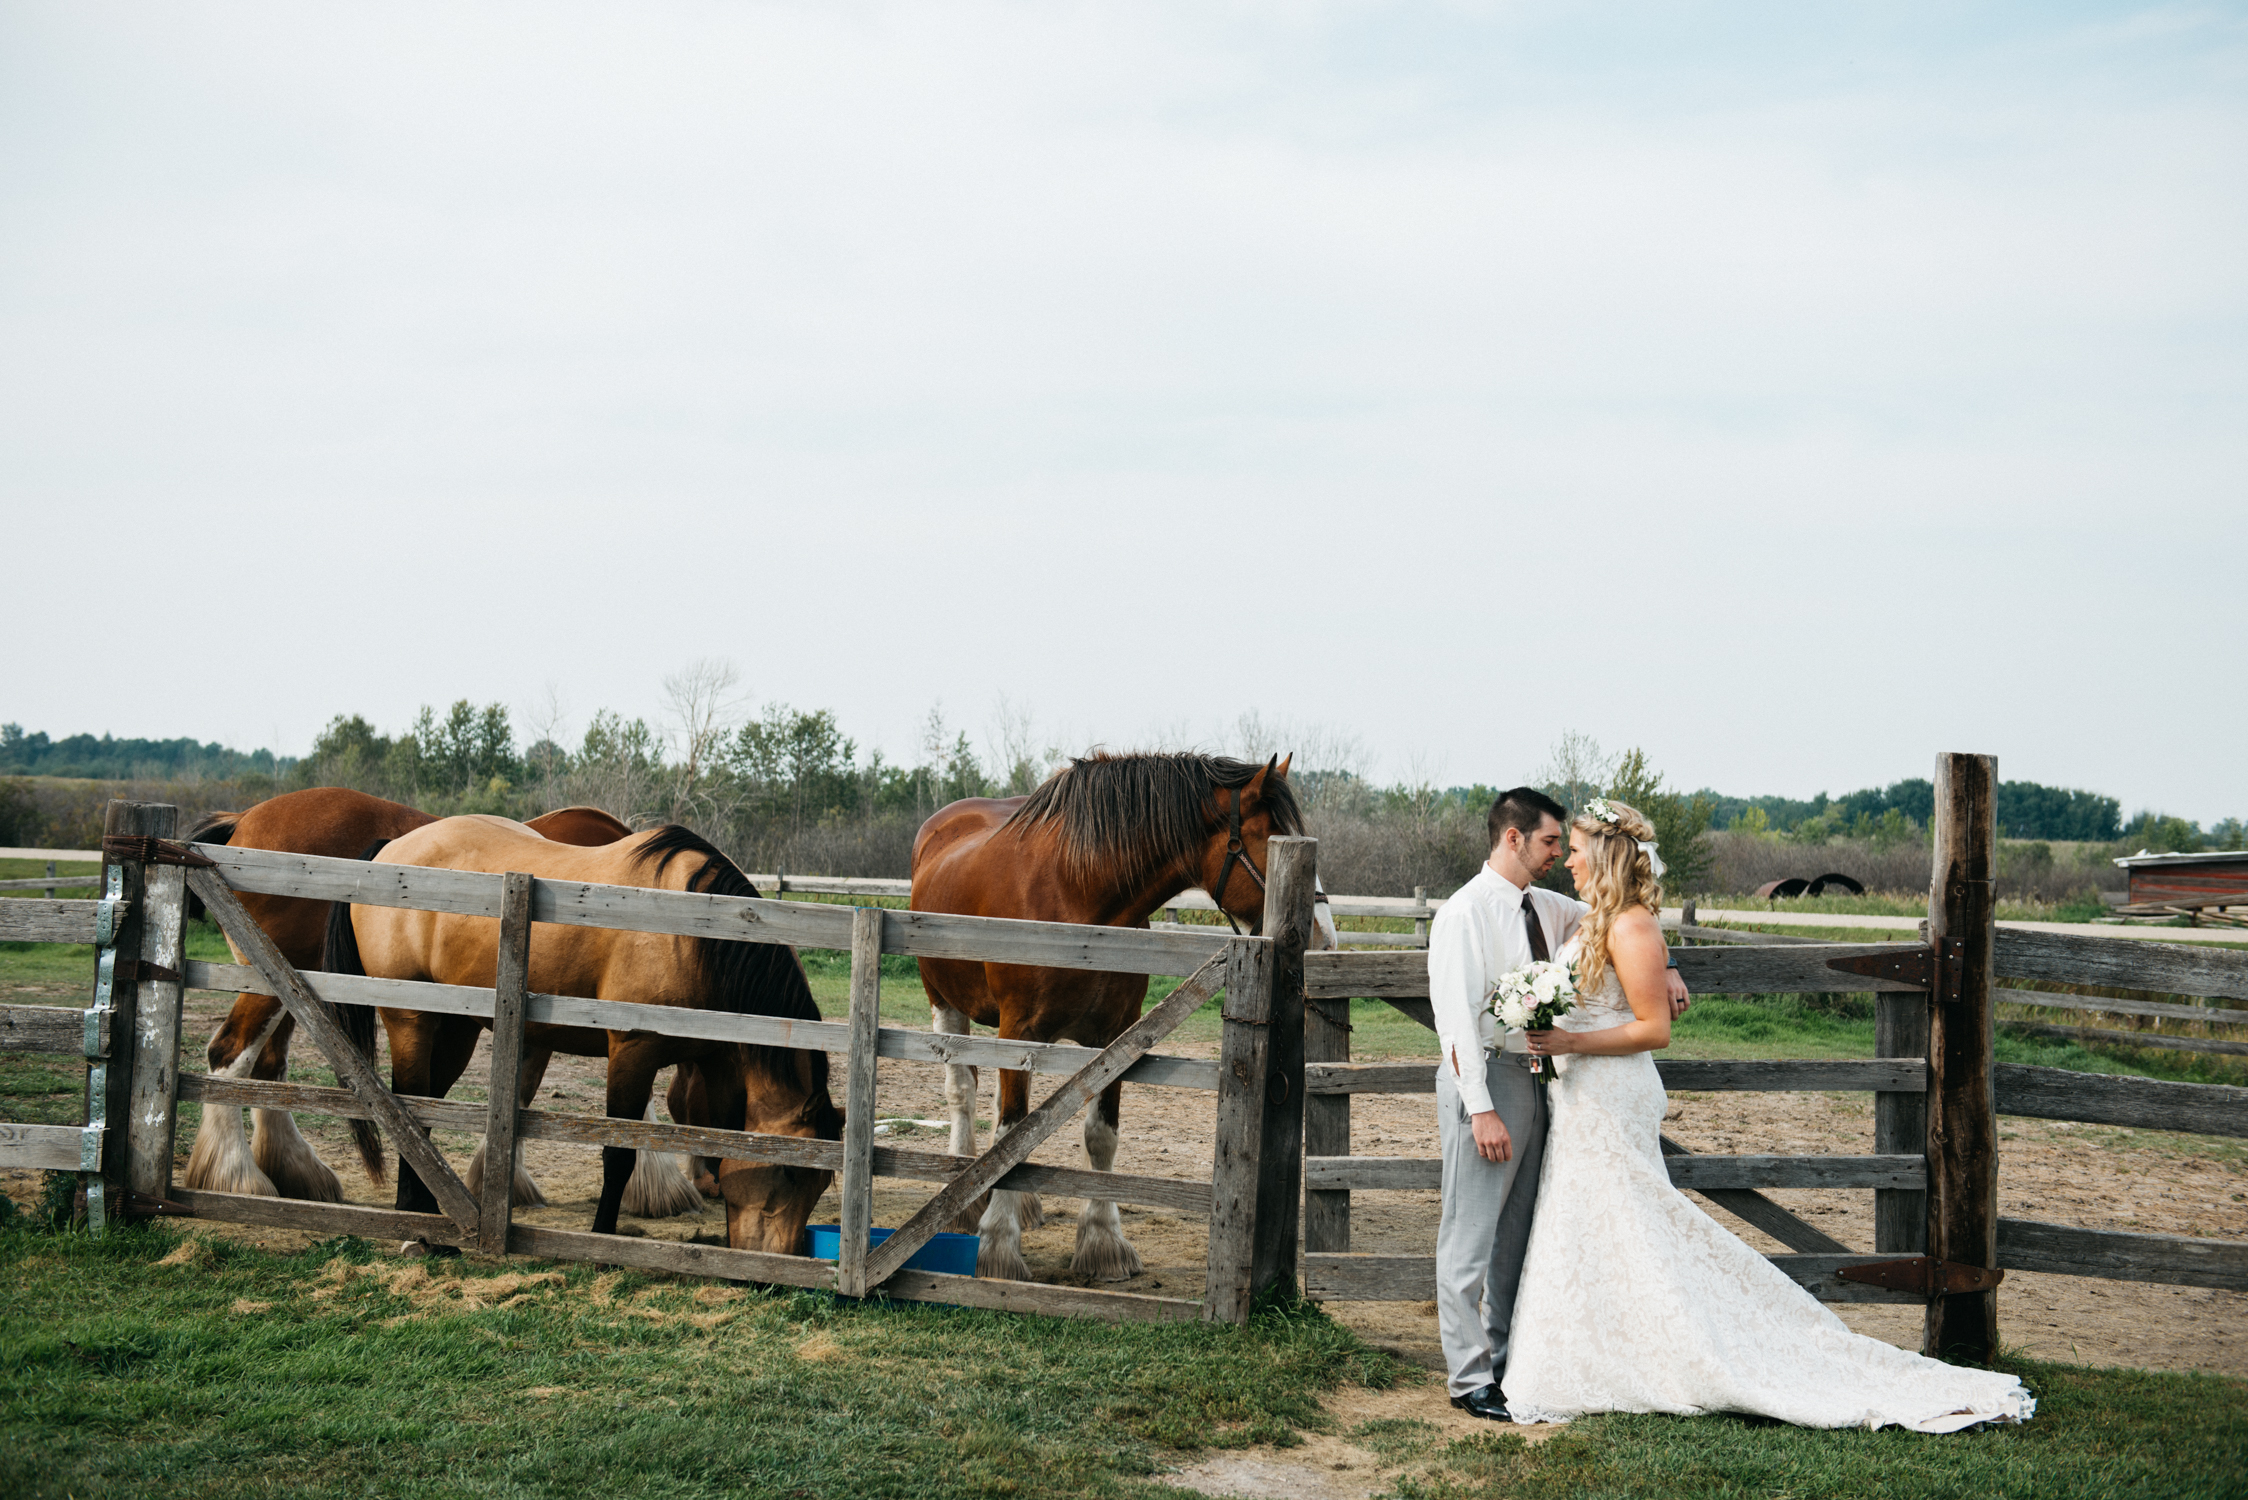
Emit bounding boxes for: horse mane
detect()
[999,751,1303,887]
[633,825,840,1134]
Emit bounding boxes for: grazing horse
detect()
[182,788,636,1204]
[326,816,841,1253]
[911,751,1305,1282]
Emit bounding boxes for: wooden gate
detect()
[0,804,1318,1325]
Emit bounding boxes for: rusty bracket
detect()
[1837,1257,2003,1296]
[1823,937,1966,1003]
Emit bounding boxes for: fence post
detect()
[90,802,187,1224]
[837,905,883,1297]
[1874,988,1929,1254]
[1204,936,1275,1323]
[1413,887,1429,947]
[1254,837,1314,1297]
[1925,752,1999,1362]
[44,860,56,900]
[478,872,535,1255]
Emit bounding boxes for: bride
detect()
[1504,799,2035,1432]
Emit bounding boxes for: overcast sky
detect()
[4,2,2242,820]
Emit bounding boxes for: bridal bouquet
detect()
[1489,960,1579,1075]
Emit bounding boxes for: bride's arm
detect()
[1523,909,1672,1057]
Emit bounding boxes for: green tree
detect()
[1605,748,1716,895]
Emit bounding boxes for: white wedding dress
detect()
[1502,945,2035,1432]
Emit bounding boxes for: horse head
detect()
[719,1044,843,1255]
[1196,754,1304,934]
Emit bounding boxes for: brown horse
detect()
[326,816,841,1253]
[182,789,634,1204]
[911,751,1303,1281]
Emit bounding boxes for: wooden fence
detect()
[750,872,1439,948]
[0,803,1317,1324]
[3,768,2244,1354]
[1296,754,2248,1361]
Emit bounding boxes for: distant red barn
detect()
[2112,850,2248,923]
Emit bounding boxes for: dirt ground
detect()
[9,979,2242,1461]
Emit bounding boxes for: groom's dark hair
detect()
[1489,787,1568,849]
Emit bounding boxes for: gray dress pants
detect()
[1434,1052,1548,1398]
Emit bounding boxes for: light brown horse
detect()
[327,816,841,1253]
[181,789,634,1203]
[911,751,1303,1281]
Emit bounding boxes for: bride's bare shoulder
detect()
[1608,906,1664,955]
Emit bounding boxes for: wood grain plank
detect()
[1996,1218,2247,1290]
[0,1004,101,1056]
[1993,928,2248,1003]
[1993,1063,2247,1137]
[200,843,1231,976]
[172,1187,465,1246]
[183,960,1222,1090]
[1303,943,1934,1000]
[875,1269,1205,1322]
[1204,939,1274,1324]
[0,899,104,945]
[1998,1021,2248,1057]
[507,1223,832,1288]
[1924,752,1999,1361]
[0,1121,86,1171]
[177,1074,1212,1210]
[478,872,534,1255]
[1301,1154,1923,1192]
[836,907,883,1298]
[1300,1059,1930,1095]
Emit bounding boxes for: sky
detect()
[3,2,2243,820]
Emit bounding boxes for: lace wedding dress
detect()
[1502,944,2035,1432]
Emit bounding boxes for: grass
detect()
[1360,1360,2248,1500]
[0,1216,1389,1500]
[1,1218,2241,1500]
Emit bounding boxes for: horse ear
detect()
[1273,753,1292,780]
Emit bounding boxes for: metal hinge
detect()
[79,1119,105,1172]
[1837,1257,2003,1296]
[1824,937,1967,1003]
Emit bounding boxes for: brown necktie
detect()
[1522,893,1551,963]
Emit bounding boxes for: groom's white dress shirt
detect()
[1427,866,1589,1116]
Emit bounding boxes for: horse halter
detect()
[1209,783,1269,934]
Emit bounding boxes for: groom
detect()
[1428,787,1690,1420]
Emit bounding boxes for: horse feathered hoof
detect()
[184,1107,279,1198]
[1070,1226,1143,1282]
[977,1239,1032,1283]
[1015,1192,1045,1231]
[253,1110,344,1203]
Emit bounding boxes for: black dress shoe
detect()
[1449,1383,1512,1422]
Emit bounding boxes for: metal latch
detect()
[1837,1257,2003,1296]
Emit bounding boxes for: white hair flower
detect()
[1583,798,1621,825]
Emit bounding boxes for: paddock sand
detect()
[12,984,2240,1403]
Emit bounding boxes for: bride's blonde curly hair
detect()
[1571,799,1664,994]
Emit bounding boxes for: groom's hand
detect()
[1665,969,1691,1018]
[1470,1110,1512,1164]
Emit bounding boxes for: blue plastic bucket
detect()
[804,1224,980,1277]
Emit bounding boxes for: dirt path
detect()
[8,982,2241,1399]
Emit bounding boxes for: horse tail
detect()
[181,812,239,923]
[321,839,389,1184]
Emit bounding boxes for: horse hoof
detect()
[977,1243,1032,1283]
[1069,1232,1143,1283]
[1015,1192,1045,1231]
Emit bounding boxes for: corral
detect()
[3,753,2240,1359]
